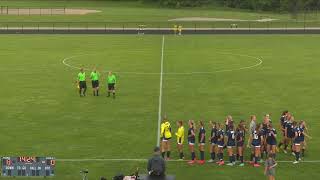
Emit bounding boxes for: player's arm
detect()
[200,132,205,142]
[285,127,288,138]
[260,135,264,145]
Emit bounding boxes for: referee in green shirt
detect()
[90,68,100,96]
[107,71,117,99]
[77,68,87,97]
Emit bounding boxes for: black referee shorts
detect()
[79,81,87,89]
[108,83,115,90]
[91,80,99,88]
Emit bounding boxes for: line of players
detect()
[160,111,311,167]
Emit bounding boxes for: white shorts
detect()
[254,145,261,148]
[189,142,195,146]
[198,143,205,146]
[295,143,301,146]
[227,146,235,149]
[218,145,224,148]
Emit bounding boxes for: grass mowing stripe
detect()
[157,35,165,146]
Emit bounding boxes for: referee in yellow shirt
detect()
[176,120,185,160]
[160,116,172,160]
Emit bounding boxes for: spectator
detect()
[264,154,277,180]
[147,146,166,178]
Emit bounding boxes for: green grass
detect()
[1,0,320,27]
[0,35,320,180]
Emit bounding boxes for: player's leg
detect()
[166,140,171,160]
[83,82,87,96]
[209,144,215,162]
[198,144,205,164]
[112,83,116,98]
[188,143,196,164]
[107,84,111,97]
[293,143,301,163]
[227,147,233,165]
[96,80,99,96]
[161,139,166,158]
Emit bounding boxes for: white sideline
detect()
[57,158,320,163]
[156,35,165,146]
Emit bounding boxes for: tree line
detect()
[143,0,320,12]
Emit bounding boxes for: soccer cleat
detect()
[207,159,214,163]
[253,163,260,167]
[218,161,225,166]
[226,163,234,166]
[299,158,302,161]
[283,150,288,154]
[197,160,205,165]
[239,163,245,167]
[249,161,254,165]
[260,159,264,163]
[293,161,299,164]
[292,152,295,156]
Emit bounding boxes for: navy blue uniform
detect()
[266,128,277,145]
[210,127,218,145]
[198,127,206,144]
[188,127,195,145]
[294,127,304,144]
[251,130,263,147]
[236,129,245,147]
[226,129,236,147]
[216,129,225,147]
[285,121,295,138]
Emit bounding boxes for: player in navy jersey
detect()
[187,120,196,165]
[197,121,206,165]
[236,122,245,166]
[226,123,236,166]
[248,124,264,167]
[299,120,312,159]
[261,119,269,161]
[266,123,277,159]
[278,110,289,150]
[293,121,303,164]
[216,123,225,166]
[284,114,295,155]
[208,121,217,163]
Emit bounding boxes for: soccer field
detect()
[1,35,320,180]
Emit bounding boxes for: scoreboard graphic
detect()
[1,157,55,177]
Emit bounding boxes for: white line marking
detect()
[156,35,165,146]
[62,52,262,75]
[57,158,320,163]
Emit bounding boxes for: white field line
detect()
[57,158,320,163]
[61,52,263,75]
[156,35,165,146]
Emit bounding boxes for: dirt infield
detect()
[0,8,101,15]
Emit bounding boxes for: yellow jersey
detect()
[160,121,172,139]
[175,126,185,144]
